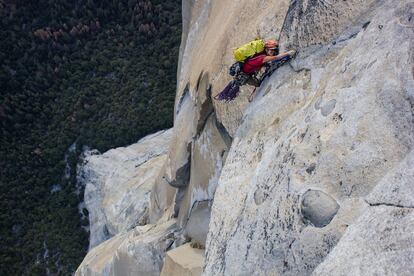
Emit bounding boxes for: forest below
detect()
[0,0,181,274]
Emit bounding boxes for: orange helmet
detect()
[265,39,278,49]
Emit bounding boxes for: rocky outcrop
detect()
[366,150,414,208]
[313,206,414,276]
[160,243,204,276]
[78,129,172,249]
[176,111,229,245]
[150,70,230,238]
[314,151,414,275]
[75,220,180,276]
[280,0,377,48]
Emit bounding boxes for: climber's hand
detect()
[287,49,297,57]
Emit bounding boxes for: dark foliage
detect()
[0,0,181,274]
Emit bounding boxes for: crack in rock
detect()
[365,200,414,209]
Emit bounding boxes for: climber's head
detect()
[265,39,279,56]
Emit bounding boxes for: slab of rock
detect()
[166,86,197,189]
[184,201,212,247]
[76,220,178,276]
[78,129,172,249]
[150,72,228,224]
[205,0,414,275]
[366,150,414,208]
[148,165,178,224]
[314,150,414,275]
[160,243,204,276]
[280,0,376,48]
[177,113,228,246]
[178,0,291,136]
[313,206,414,276]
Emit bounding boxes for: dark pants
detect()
[247,75,260,87]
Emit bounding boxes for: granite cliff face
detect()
[77,0,414,275]
[77,129,172,249]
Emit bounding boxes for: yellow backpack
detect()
[233,39,265,62]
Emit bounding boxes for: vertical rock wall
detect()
[279,0,377,48]
[205,0,414,275]
[76,0,414,275]
[177,0,291,135]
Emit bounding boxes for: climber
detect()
[243,40,296,81]
[244,40,295,85]
[243,39,296,100]
[214,39,296,102]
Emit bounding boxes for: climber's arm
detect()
[262,50,296,63]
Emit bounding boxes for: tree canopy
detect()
[0,0,181,274]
